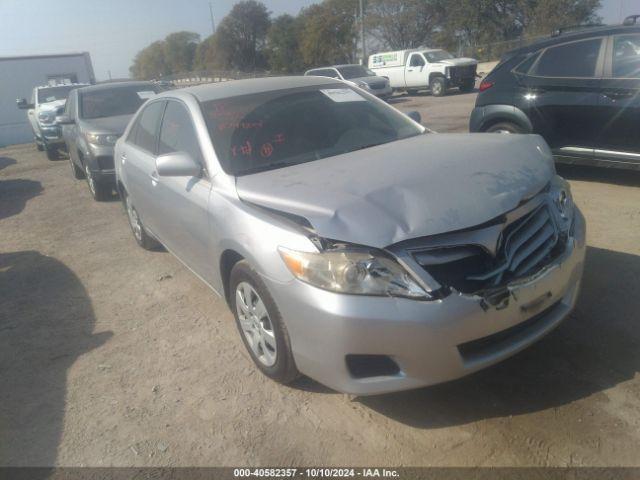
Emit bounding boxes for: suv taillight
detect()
[479,79,494,92]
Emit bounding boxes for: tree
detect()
[130,41,170,80]
[366,0,441,50]
[298,0,358,67]
[163,31,200,74]
[130,31,199,79]
[267,14,305,73]
[200,0,272,71]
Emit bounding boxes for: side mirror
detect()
[56,115,74,125]
[407,111,422,124]
[16,98,33,110]
[156,152,202,177]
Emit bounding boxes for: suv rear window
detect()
[531,38,602,78]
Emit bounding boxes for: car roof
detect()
[75,81,156,94]
[507,24,640,56]
[172,76,342,102]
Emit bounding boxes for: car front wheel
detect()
[430,77,447,97]
[124,193,161,250]
[85,164,111,201]
[230,260,299,384]
[485,122,523,134]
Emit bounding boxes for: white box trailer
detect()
[0,52,95,147]
[368,48,478,96]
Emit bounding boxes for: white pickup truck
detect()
[17,84,87,159]
[368,49,478,96]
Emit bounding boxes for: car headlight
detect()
[550,176,574,229]
[85,133,119,146]
[38,111,55,125]
[278,246,428,299]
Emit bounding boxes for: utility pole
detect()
[209,2,215,35]
[359,0,366,65]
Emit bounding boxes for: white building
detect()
[0,52,95,147]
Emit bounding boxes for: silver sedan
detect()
[115,76,586,395]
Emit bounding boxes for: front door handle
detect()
[150,171,159,186]
[120,152,127,164]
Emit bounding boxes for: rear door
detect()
[518,37,606,156]
[121,100,166,234]
[151,100,213,280]
[405,53,427,88]
[596,32,640,166]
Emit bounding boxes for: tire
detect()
[70,157,85,179]
[84,164,111,201]
[430,76,447,97]
[45,145,58,160]
[123,191,162,250]
[484,122,523,134]
[36,143,44,152]
[230,260,299,384]
[459,78,475,93]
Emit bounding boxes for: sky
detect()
[0,0,636,81]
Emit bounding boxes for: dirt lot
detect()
[2,91,640,467]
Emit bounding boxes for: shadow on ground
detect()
[557,164,640,187]
[0,179,43,220]
[0,251,112,468]
[0,157,17,171]
[359,246,640,428]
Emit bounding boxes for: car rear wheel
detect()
[36,143,44,152]
[485,122,523,134]
[430,77,447,97]
[124,193,161,250]
[85,164,111,201]
[230,260,299,384]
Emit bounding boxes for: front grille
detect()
[457,300,562,364]
[450,64,477,79]
[368,81,387,90]
[96,155,114,170]
[411,203,563,293]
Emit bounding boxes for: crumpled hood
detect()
[81,114,132,135]
[38,99,66,113]
[236,133,555,248]
[438,57,478,67]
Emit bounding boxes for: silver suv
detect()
[115,76,586,395]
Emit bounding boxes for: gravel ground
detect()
[1,91,640,467]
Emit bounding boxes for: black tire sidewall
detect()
[229,261,299,384]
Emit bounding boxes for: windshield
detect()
[336,65,377,79]
[202,84,423,176]
[37,86,76,104]
[423,50,455,62]
[80,85,159,119]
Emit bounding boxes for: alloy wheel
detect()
[125,196,143,242]
[235,281,277,367]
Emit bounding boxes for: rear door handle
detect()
[120,152,126,164]
[150,171,159,186]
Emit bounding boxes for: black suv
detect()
[470,16,640,170]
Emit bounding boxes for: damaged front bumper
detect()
[263,208,586,395]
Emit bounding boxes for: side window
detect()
[311,69,338,79]
[531,38,603,78]
[158,101,203,163]
[612,34,640,78]
[514,52,540,74]
[129,101,165,153]
[409,54,425,67]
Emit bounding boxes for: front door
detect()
[151,100,213,281]
[405,53,427,88]
[518,37,606,156]
[596,33,640,166]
